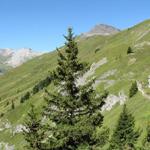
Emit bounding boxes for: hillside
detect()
[0,20,150,149]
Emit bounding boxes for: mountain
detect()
[0,49,12,74]
[5,48,43,67]
[0,20,150,149]
[0,48,13,57]
[0,48,43,73]
[82,24,120,37]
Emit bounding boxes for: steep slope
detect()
[0,20,150,149]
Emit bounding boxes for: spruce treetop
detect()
[43,28,108,149]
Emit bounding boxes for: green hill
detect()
[0,20,150,149]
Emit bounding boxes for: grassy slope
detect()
[0,20,150,149]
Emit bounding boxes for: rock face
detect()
[0,48,13,57]
[83,24,120,37]
[0,48,43,68]
[76,57,108,86]
[0,142,14,150]
[6,48,43,67]
[102,91,127,111]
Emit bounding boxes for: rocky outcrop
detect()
[0,48,13,57]
[0,119,26,136]
[148,75,150,88]
[77,57,108,86]
[102,91,127,111]
[0,119,12,131]
[0,142,14,150]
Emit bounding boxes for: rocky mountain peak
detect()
[0,48,13,57]
[83,24,120,37]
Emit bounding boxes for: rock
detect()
[102,91,127,111]
[0,48,13,57]
[5,122,12,129]
[77,57,107,86]
[148,75,150,88]
[13,124,27,135]
[0,120,27,136]
[0,120,12,131]
[0,142,14,150]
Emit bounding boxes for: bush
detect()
[95,48,100,53]
[32,76,51,94]
[20,76,51,104]
[0,113,4,118]
[129,81,138,98]
[6,101,9,106]
[32,84,39,94]
[20,91,30,103]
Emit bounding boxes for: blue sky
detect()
[0,0,150,52]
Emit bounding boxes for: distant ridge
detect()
[0,48,43,69]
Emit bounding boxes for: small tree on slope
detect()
[129,81,138,98]
[143,123,150,149]
[127,46,133,54]
[23,105,44,150]
[42,28,108,149]
[109,105,139,150]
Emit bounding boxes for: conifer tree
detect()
[42,28,108,149]
[109,105,139,150]
[129,81,138,98]
[11,100,15,110]
[127,46,133,54]
[146,123,150,143]
[23,105,44,150]
[143,123,150,150]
